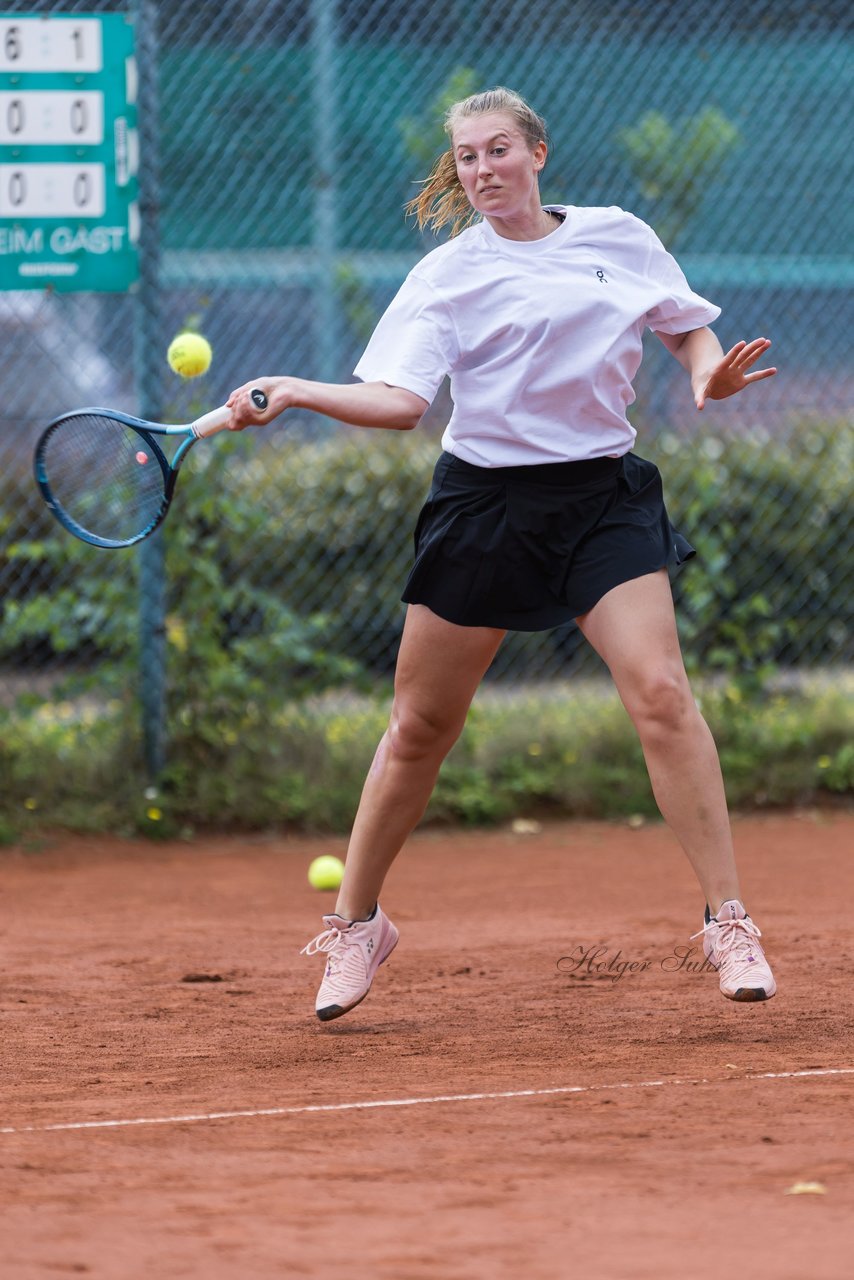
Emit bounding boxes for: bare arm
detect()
[657,327,777,410]
[225,376,428,432]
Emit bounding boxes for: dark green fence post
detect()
[133,0,166,781]
[311,0,340,383]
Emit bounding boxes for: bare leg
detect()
[576,570,741,913]
[334,604,505,920]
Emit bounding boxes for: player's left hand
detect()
[694,338,777,410]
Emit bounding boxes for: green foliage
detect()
[616,107,741,245]
[820,743,854,794]
[1,430,378,751]
[334,261,380,346]
[431,693,653,824]
[399,66,482,171]
[3,557,136,662]
[154,439,367,755]
[644,420,852,683]
[705,683,854,808]
[1,679,850,842]
[3,418,850,715]
[2,418,850,840]
[0,695,141,840]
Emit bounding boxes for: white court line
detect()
[2,1067,852,1137]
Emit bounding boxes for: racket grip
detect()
[192,405,233,438]
[192,389,269,438]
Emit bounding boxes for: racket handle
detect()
[192,390,268,438]
[192,405,232,438]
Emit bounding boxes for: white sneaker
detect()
[692,899,777,1002]
[301,905,399,1022]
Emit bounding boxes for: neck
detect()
[485,197,558,242]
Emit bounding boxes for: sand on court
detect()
[1,812,853,1279]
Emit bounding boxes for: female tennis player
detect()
[227,87,778,1020]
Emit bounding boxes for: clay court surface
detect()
[2,812,852,1279]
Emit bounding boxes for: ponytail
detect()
[404,149,478,237]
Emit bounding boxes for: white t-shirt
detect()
[353,205,720,466]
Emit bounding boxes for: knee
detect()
[625,668,695,741]
[387,699,464,764]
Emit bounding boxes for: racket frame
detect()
[33,395,264,549]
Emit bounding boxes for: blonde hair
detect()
[405,87,549,237]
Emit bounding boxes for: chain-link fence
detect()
[1,0,852,771]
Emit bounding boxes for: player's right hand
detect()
[225,377,290,430]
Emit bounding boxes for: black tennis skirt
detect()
[401,451,695,631]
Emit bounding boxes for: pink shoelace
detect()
[690,914,763,953]
[300,924,349,957]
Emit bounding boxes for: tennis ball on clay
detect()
[167,331,212,378]
[307,855,345,891]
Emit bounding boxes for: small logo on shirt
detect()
[596,269,608,283]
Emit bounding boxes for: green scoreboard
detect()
[0,12,139,291]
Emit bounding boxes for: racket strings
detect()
[40,414,167,544]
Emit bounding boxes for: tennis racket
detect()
[33,389,268,549]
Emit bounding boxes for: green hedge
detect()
[2,417,851,691]
[661,421,851,674]
[1,679,851,844]
[3,413,851,841]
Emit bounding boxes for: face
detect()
[451,111,547,223]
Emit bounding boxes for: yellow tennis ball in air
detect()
[167,332,212,378]
[307,855,345,891]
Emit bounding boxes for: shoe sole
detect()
[703,944,777,1004]
[316,930,399,1022]
[726,986,776,1002]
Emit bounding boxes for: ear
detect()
[532,139,548,172]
